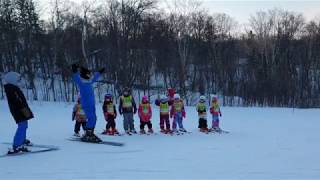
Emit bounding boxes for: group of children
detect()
[72,90,223,136]
[3,65,223,154]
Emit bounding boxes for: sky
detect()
[198,0,320,24]
[37,0,320,24]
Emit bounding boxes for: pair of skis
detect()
[0,143,59,157]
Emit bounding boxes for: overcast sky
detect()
[37,0,320,24]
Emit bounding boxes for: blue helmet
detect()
[104,93,113,101]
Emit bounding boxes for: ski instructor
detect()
[71,63,105,142]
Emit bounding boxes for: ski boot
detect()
[214,127,222,133]
[130,129,137,134]
[113,128,120,135]
[125,130,132,135]
[24,139,33,146]
[160,128,166,134]
[200,128,209,133]
[140,129,146,134]
[81,129,102,143]
[172,128,179,134]
[8,145,30,154]
[165,129,173,134]
[148,128,154,134]
[179,128,187,132]
[74,132,81,137]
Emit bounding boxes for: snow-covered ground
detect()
[0,100,320,179]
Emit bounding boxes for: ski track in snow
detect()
[1,100,320,179]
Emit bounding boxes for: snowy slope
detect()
[0,100,320,179]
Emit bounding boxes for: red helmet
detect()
[142,96,148,103]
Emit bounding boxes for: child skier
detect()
[155,95,173,133]
[170,93,187,133]
[102,93,119,135]
[72,63,105,142]
[4,72,34,154]
[72,95,87,137]
[196,95,209,133]
[210,95,222,132]
[138,96,153,134]
[119,87,137,134]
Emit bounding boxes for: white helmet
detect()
[199,95,206,101]
[160,94,167,100]
[174,93,180,99]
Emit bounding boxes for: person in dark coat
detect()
[3,72,34,154]
[118,87,137,134]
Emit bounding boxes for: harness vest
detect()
[121,96,132,108]
[160,102,169,115]
[173,100,183,112]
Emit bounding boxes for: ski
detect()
[2,142,59,150]
[0,147,58,158]
[67,137,124,147]
[208,129,230,134]
[139,132,157,136]
[101,132,124,136]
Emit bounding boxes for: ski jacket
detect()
[155,99,173,115]
[72,72,101,108]
[170,99,185,118]
[196,102,207,119]
[119,95,137,114]
[138,102,152,122]
[103,101,117,120]
[72,103,87,122]
[4,84,34,123]
[210,102,221,116]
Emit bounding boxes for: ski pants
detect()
[198,118,208,129]
[159,114,170,130]
[82,106,97,130]
[74,121,86,133]
[123,113,135,131]
[212,115,220,128]
[106,117,116,130]
[13,121,28,148]
[140,120,152,130]
[172,112,183,129]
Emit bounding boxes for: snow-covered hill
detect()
[0,100,319,179]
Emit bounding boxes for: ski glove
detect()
[98,67,105,74]
[72,64,79,73]
[182,111,186,118]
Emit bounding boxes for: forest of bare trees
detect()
[1,0,320,107]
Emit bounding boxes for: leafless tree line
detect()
[1,0,319,107]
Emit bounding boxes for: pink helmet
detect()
[142,96,148,103]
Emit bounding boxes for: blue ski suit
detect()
[73,72,101,129]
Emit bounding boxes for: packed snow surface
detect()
[0,100,320,179]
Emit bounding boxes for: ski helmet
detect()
[174,93,180,100]
[142,96,148,103]
[199,95,206,102]
[212,95,218,102]
[123,87,130,96]
[104,93,113,101]
[160,94,167,101]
